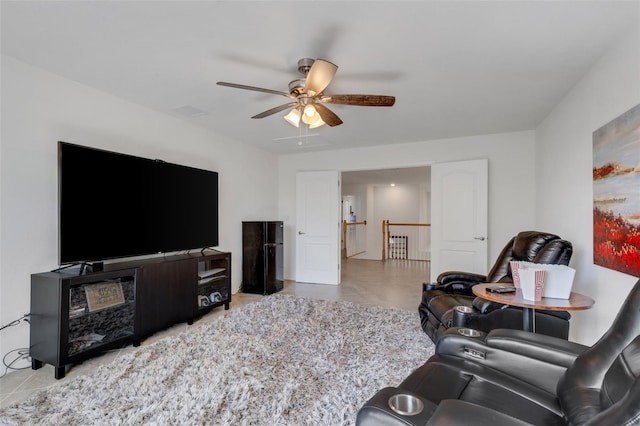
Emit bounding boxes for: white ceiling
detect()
[1,1,638,155]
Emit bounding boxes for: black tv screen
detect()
[59,142,219,264]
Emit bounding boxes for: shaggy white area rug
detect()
[0,294,434,425]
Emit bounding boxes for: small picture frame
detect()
[85,281,125,312]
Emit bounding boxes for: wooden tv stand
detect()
[29,249,231,379]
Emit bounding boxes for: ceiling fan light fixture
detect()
[308,116,325,129]
[284,108,301,127]
[303,104,316,117]
[302,105,322,125]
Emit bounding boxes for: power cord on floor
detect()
[0,313,32,378]
[1,348,31,378]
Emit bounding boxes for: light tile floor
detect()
[0,259,429,408]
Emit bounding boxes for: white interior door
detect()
[430,159,488,282]
[295,171,341,285]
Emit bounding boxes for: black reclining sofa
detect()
[357,278,640,426]
[420,231,573,342]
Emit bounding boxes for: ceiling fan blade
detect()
[313,103,343,127]
[251,102,298,119]
[321,94,396,107]
[217,81,294,98]
[304,59,338,96]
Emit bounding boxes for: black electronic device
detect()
[486,285,517,294]
[84,261,103,273]
[58,142,219,264]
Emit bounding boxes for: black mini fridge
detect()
[242,221,284,294]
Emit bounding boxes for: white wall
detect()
[278,130,536,281]
[375,184,421,226]
[0,56,279,367]
[375,184,421,260]
[535,26,640,344]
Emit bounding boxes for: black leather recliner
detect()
[420,231,573,342]
[357,278,640,426]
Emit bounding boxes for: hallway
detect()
[281,258,429,312]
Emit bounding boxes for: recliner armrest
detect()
[472,297,506,314]
[485,329,588,367]
[423,282,446,291]
[435,328,578,393]
[437,272,489,295]
[423,280,477,295]
[426,400,534,426]
[356,387,438,426]
[437,328,586,367]
[438,271,487,285]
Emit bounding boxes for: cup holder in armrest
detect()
[457,328,482,337]
[454,305,474,314]
[388,393,424,416]
[452,305,474,327]
[357,387,437,426]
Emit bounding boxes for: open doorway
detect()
[341,166,431,261]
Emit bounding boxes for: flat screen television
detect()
[58,141,219,264]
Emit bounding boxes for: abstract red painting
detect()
[593,103,640,277]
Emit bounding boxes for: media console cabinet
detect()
[30,249,231,379]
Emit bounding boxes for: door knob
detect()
[298,231,305,235]
[474,236,486,241]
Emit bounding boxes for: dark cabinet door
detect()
[30,273,65,370]
[243,221,283,295]
[265,242,284,294]
[265,221,283,244]
[137,258,194,337]
[30,269,137,379]
[242,222,266,294]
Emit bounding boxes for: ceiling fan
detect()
[217,58,395,129]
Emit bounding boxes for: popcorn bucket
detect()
[512,261,575,299]
[519,268,546,301]
[510,261,522,288]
